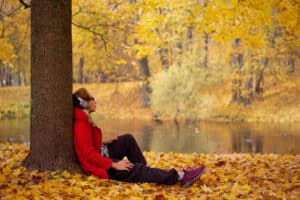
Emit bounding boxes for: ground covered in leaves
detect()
[0,143,299,199]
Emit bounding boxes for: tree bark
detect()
[288,58,295,73]
[77,57,84,83]
[5,65,13,86]
[0,60,4,86]
[201,0,209,69]
[22,0,79,172]
[231,38,243,103]
[203,33,209,68]
[138,56,150,79]
[255,57,268,95]
[22,68,27,86]
[159,47,169,69]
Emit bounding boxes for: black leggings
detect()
[107,134,178,185]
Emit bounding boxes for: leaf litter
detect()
[0,143,299,199]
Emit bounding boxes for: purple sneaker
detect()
[180,165,205,187]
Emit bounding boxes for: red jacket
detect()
[73,108,112,179]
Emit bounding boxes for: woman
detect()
[73,88,205,187]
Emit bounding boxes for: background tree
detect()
[0,0,30,86]
[0,0,298,122]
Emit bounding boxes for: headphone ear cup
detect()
[80,100,88,108]
[76,95,88,108]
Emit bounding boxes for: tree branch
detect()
[19,0,31,9]
[0,26,5,38]
[72,22,108,51]
[0,0,4,11]
[109,0,126,11]
[0,5,22,17]
[72,3,83,17]
[16,15,30,54]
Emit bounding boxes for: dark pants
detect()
[107,134,178,185]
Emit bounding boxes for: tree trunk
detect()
[203,33,209,68]
[17,57,22,86]
[138,56,150,79]
[77,57,84,83]
[5,65,13,86]
[186,26,194,57]
[137,53,151,108]
[201,0,209,69]
[187,26,193,41]
[231,38,243,103]
[0,60,4,86]
[288,58,295,73]
[22,0,79,172]
[243,76,253,105]
[128,0,151,79]
[159,47,169,69]
[255,57,268,95]
[22,68,27,86]
[141,80,151,108]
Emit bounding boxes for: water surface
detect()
[0,118,299,154]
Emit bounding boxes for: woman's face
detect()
[87,98,96,113]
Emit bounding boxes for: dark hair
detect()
[73,94,83,109]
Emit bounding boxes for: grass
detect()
[0,86,30,119]
[0,76,299,123]
[213,76,300,123]
[73,82,153,119]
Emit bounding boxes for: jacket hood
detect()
[73,108,89,121]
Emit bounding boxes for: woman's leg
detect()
[107,163,178,185]
[107,134,146,164]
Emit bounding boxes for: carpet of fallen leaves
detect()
[0,143,299,200]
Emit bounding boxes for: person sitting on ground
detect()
[73,88,205,187]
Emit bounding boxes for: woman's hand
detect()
[103,136,119,144]
[111,160,134,171]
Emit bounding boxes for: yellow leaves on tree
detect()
[0,38,15,63]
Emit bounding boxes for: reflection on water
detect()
[0,118,299,154]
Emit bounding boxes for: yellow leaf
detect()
[61,170,71,179]
[201,184,212,193]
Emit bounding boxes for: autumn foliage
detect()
[1,143,299,199]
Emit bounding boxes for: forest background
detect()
[0,0,299,123]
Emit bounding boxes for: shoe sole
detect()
[182,165,205,187]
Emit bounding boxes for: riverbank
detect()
[0,143,299,199]
[0,78,299,123]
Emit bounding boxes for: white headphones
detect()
[76,95,88,108]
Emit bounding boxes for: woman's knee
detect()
[122,133,135,140]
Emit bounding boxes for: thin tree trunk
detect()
[22,0,79,172]
[231,38,243,103]
[138,56,150,79]
[22,68,27,86]
[201,0,209,69]
[242,50,254,105]
[5,65,12,86]
[17,57,22,86]
[77,57,84,83]
[128,0,152,108]
[288,58,295,73]
[159,47,169,69]
[0,60,4,86]
[203,33,209,68]
[255,58,268,95]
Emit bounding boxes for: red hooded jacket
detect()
[73,108,112,179]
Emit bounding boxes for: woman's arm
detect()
[74,122,112,170]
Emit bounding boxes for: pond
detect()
[0,118,299,154]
